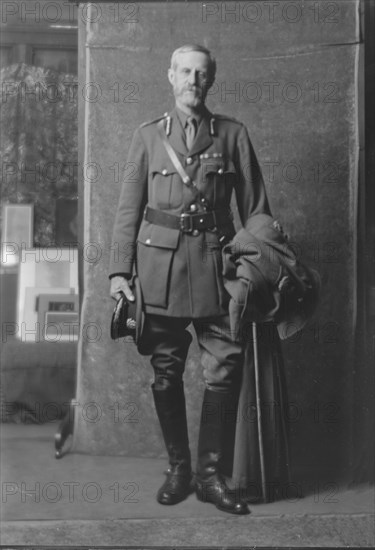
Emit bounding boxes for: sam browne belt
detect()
[144,206,233,236]
[153,118,234,243]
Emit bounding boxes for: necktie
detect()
[185,116,197,150]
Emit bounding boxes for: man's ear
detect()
[168,68,175,87]
[207,76,215,92]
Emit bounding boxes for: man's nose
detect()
[187,70,199,85]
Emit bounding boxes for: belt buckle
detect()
[180,212,193,233]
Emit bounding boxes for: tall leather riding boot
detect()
[195,389,250,515]
[152,383,193,505]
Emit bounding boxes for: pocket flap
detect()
[149,159,177,176]
[137,221,180,249]
[201,157,236,175]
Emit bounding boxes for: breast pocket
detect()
[149,163,183,209]
[200,158,237,205]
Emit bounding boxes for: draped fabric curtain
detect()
[0,63,78,245]
[231,323,291,502]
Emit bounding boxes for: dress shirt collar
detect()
[175,106,205,129]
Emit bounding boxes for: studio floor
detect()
[0,423,374,547]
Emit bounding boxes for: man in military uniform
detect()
[109,44,271,515]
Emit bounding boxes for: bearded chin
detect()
[187,95,202,106]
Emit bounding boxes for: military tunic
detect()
[109,107,270,318]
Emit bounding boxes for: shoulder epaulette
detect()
[212,113,243,125]
[139,113,168,129]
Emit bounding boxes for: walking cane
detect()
[252,322,267,503]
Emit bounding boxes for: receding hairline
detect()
[170,44,216,77]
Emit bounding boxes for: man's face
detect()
[168,51,212,111]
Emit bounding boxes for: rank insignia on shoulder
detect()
[165,115,172,136]
[209,117,216,136]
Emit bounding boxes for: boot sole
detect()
[157,485,195,505]
[196,489,250,515]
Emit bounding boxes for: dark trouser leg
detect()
[147,315,192,390]
[146,315,193,505]
[194,316,249,515]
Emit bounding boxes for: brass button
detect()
[192,230,199,237]
[200,197,206,203]
[199,218,204,224]
[190,204,197,212]
[145,238,151,245]
[162,169,168,176]
[218,168,224,175]
[186,157,193,165]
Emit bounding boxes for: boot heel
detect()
[196,492,206,503]
[195,482,207,502]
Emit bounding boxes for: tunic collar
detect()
[169,106,213,156]
[175,106,202,129]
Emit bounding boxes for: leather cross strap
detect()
[155,118,234,244]
[157,119,192,185]
[156,119,207,205]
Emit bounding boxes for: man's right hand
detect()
[110,276,135,303]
